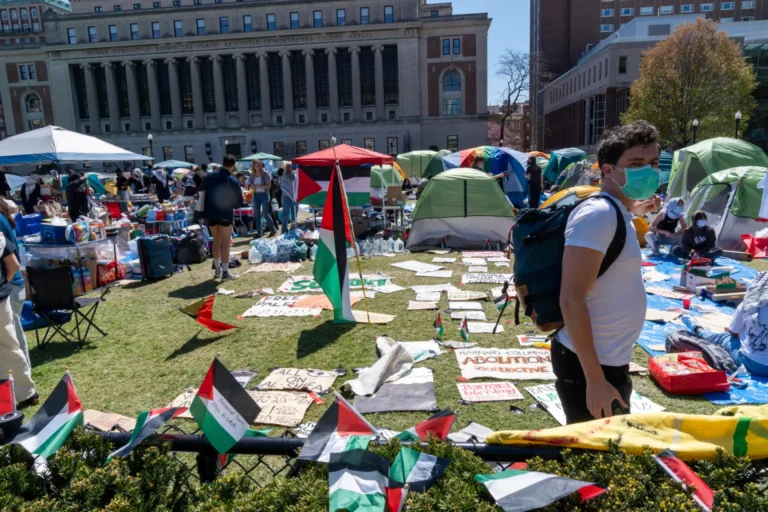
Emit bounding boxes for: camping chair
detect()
[27,266,110,349]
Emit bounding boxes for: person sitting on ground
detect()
[645,197,687,255]
[20,175,43,214]
[671,210,722,264]
[66,173,90,221]
[201,154,243,281]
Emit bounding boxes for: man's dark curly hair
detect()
[596,121,659,168]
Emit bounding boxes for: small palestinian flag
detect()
[460,317,469,342]
[389,446,449,492]
[9,372,83,460]
[654,449,714,511]
[106,406,188,462]
[190,358,261,454]
[396,409,456,442]
[298,392,377,463]
[216,427,272,470]
[475,469,606,511]
[386,487,409,512]
[433,312,444,340]
[180,295,237,333]
[0,372,15,415]
[329,449,389,512]
[495,283,512,312]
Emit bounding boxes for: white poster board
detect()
[278,274,391,293]
[462,273,514,285]
[455,348,553,380]
[457,382,524,402]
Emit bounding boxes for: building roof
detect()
[0,0,71,11]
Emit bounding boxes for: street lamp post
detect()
[147,133,154,163]
[692,118,699,144]
[735,111,743,138]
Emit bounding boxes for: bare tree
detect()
[496,50,530,146]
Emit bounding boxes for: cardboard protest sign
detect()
[451,311,488,321]
[247,390,313,427]
[491,287,517,299]
[391,261,444,273]
[415,270,453,278]
[258,368,337,394]
[241,305,322,318]
[433,257,457,263]
[462,273,514,285]
[257,295,303,307]
[463,258,487,265]
[278,274,391,293]
[234,288,275,298]
[494,262,510,268]
[462,251,506,258]
[698,312,733,333]
[447,290,488,301]
[487,257,510,263]
[415,291,441,302]
[457,382,524,403]
[369,283,406,294]
[468,266,488,273]
[455,348,554,380]
[83,410,137,432]
[167,388,197,419]
[516,335,550,347]
[642,270,671,282]
[645,287,694,300]
[411,284,459,294]
[467,322,504,333]
[352,310,395,324]
[629,362,648,374]
[449,301,484,310]
[645,309,682,324]
[293,295,362,310]
[408,300,439,310]
[245,262,303,273]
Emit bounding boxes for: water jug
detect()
[394,237,404,253]
[310,244,318,260]
[387,238,395,253]
[249,246,262,264]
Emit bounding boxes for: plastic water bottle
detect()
[373,238,382,256]
[310,244,318,260]
[249,246,262,264]
[387,238,395,253]
[394,237,404,253]
[362,239,373,259]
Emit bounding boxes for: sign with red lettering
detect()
[454,348,555,380]
[457,382,524,402]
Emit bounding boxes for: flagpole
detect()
[492,281,510,334]
[330,135,371,324]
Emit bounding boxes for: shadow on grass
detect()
[29,337,97,366]
[165,329,231,361]
[296,321,355,359]
[167,278,219,300]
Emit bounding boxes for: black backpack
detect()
[665,330,738,373]
[513,195,626,332]
[174,231,208,265]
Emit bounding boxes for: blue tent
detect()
[442,146,529,207]
[543,148,587,184]
[659,150,673,185]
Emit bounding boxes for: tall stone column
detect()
[303,50,316,124]
[187,56,204,129]
[280,51,294,123]
[234,54,249,127]
[373,45,385,120]
[326,48,339,122]
[211,55,226,127]
[122,61,141,132]
[258,52,271,123]
[144,59,162,131]
[102,62,121,134]
[81,63,101,134]
[166,58,183,130]
[349,46,362,121]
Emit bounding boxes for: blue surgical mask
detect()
[696,220,707,228]
[611,165,660,200]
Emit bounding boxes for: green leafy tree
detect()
[623,18,757,148]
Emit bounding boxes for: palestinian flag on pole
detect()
[389,446,449,492]
[395,409,456,442]
[495,283,512,312]
[190,358,261,455]
[298,392,378,463]
[475,469,607,511]
[0,371,15,415]
[9,371,83,460]
[654,449,714,511]
[312,159,357,324]
[297,166,371,207]
[386,487,409,512]
[106,406,188,462]
[180,295,237,333]
[217,427,272,470]
[329,449,389,512]
[433,312,444,340]
[460,317,469,342]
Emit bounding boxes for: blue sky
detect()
[448,0,530,105]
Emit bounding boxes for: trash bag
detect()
[291,240,308,262]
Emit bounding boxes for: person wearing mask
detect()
[557,121,661,424]
[132,168,150,194]
[66,173,90,221]
[280,163,297,234]
[524,156,543,209]
[152,168,171,203]
[116,169,132,201]
[672,211,722,263]
[645,197,687,255]
[20,175,43,214]
[200,154,243,280]
[248,160,276,238]
[0,171,11,199]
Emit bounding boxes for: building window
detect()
[441,70,461,116]
[109,24,118,41]
[314,51,329,108]
[447,135,458,152]
[337,8,346,26]
[360,7,369,24]
[20,8,26,19]
[290,11,299,29]
[341,139,352,145]
[10,10,16,20]
[620,7,633,15]
[133,3,141,9]
[453,38,461,54]
[680,4,694,13]
[266,13,276,31]
[443,99,461,115]
[343,112,350,121]
[360,47,375,106]
[659,5,674,14]
[383,46,399,104]
[173,0,180,6]
[640,6,655,14]
[742,15,755,21]
[184,146,194,162]
[150,21,161,38]
[179,59,193,114]
[32,22,38,31]
[219,17,229,34]
[174,20,182,36]
[618,56,627,74]
[443,71,461,92]
[290,49,307,109]
[19,65,26,80]
[601,9,614,16]
[273,142,284,158]
[245,54,261,110]
[67,27,76,44]
[589,94,606,145]
[337,50,352,107]
[267,53,284,110]
[364,138,375,151]
[387,137,398,155]
[313,10,323,27]
[196,18,205,35]
[88,26,96,42]
[720,17,734,22]
[153,1,160,7]
[389,110,396,119]
[721,2,735,10]
[442,39,450,55]
[162,146,172,160]
[319,139,329,150]
[298,114,305,123]
[222,55,238,112]
[243,15,252,32]
[30,7,37,17]
[94,6,102,12]
[200,58,215,112]
[321,113,328,122]
[297,141,307,156]
[700,3,714,11]
[600,24,613,32]
[130,23,139,39]
[366,111,373,120]
[431,10,438,17]
[194,0,200,4]
[384,5,394,23]
[742,0,755,8]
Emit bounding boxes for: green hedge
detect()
[1,429,767,511]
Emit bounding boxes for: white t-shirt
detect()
[729,303,768,366]
[557,193,646,366]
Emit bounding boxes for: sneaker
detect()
[18,392,40,409]
[221,271,238,280]
[681,316,703,334]
[214,266,222,279]
[268,230,277,238]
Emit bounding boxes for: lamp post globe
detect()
[692,118,699,144]
[735,111,743,138]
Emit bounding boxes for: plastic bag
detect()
[291,241,308,262]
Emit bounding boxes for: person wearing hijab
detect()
[152,168,171,203]
[20,175,43,214]
[645,197,687,255]
[132,168,150,194]
[66,173,90,221]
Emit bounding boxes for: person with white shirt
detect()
[556,121,661,424]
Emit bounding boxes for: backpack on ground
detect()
[137,235,174,280]
[513,195,626,332]
[174,231,208,265]
[665,330,738,373]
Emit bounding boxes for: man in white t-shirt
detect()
[556,121,661,424]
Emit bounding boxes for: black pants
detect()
[551,338,632,424]
[529,187,541,209]
[670,246,723,265]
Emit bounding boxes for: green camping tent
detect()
[555,156,599,190]
[667,138,768,199]
[396,150,437,178]
[422,149,452,178]
[659,151,673,185]
[686,166,767,250]
[406,168,515,250]
[543,148,587,184]
[370,165,403,197]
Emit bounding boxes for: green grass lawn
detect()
[24,239,735,435]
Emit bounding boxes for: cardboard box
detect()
[680,268,717,292]
[385,186,406,206]
[353,218,370,237]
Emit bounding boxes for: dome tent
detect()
[396,150,437,179]
[542,147,587,184]
[422,149,452,178]
[442,146,530,207]
[555,156,599,190]
[406,169,515,251]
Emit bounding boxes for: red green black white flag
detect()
[460,317,469,342]
[180,295,237,333]
[434,312,444,340]
[0,372,15,415]
[654,449,714,511]
[395,409,456,442]
[106,406,188,462]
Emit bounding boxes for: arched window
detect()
[442,71,461,92]
[26,94,41,113]
[30,8,37,18]
[440,69,463,116]
[1,11,7,21]
[10,10,17,20]
[20,9,27,19]
[22,92,44,131]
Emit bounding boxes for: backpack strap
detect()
[591,195,627,278]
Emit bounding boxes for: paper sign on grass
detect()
[467,322,504,333]
[433,257,457,263]
[351,310,395,324]
[391,261,444,273]
[293,295,362,310]
[245,262,303,273]
[258,368,337,394]
[462,251,506,258]
[645,308,682,324]
[447,290,488,301]
[415,270,453,278]
[408,300,438,310]
[247,390,313,427]
[457,382,524,402]
[463,258,487,265]
[455,348,553,380]
[83,410,137,432]
[415,291,441,302]
[257,295,304,307]
[487,257,510,263]
[494,262,510,268]
[242,306,322,318]
[491,287,517,299]
[278,274,391,293]
[450,311,488,321]
[369,283,405,294]
[517,335,550,347]
[468,266,488,273]
[449,301,484,310]
[462,273,513,285]
[411,284,459,294]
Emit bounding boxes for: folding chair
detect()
[27,266,110,349]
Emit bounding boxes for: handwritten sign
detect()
[449,301,483,310]
[455,348,554,380]
[391,261,444,273]
[279,275,391,293]
[293,295,362,310]
[487,257,510,263]
[258,368,337,394]
[83,410,137,432]
[462,273,513,285]
[463,258,487,265]
[248,390,313,427]
[257,295,303,307]
[245,262,303,273]
[241,306,322,318]
[467,322,504,333]
[408,300,438,310]
[415,270,453,278]
[167,388,197,419]
[462,251,506,258]
[516,335,550,347]
[457,382,524,402]
[411,284,459,294]
[415,291,441,302]
[451,311,488,321]
[433,257,457,263]
[447,290,488,301]
[468,266,489,273]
